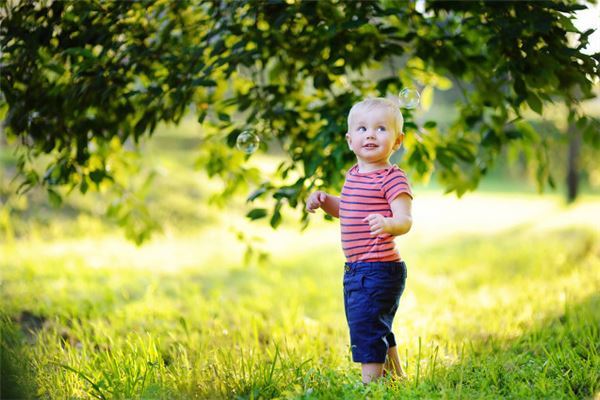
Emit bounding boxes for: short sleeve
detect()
[382,167,413,203]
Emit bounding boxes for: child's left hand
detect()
[363,214,391,236]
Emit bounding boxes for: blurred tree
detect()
[1,0,599,243]
[567,123,582,203]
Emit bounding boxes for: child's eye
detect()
[357,126,366,132]
[377,126,386,132]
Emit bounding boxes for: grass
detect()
[1,125,600,399]
[1,202,599,398]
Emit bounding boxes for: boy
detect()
[306,97,413,384]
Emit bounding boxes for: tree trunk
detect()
[566,123,581,203]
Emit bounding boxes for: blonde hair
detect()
[347,97,404,136]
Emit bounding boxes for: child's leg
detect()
[384,346,407,378]
[361,363,384,383]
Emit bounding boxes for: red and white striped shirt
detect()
[339,164,413,263]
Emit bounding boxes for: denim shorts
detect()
[343,261,407,363]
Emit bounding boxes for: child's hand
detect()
[306,191,327,213]
[363,214,391,236]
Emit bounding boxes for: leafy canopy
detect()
[1,0,599,242]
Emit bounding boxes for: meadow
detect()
[1,125,599,399]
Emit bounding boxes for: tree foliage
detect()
[1,0,599,242]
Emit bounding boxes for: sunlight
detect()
[410,193,563,242]
[574,2,600,56]
[7,193,597,273]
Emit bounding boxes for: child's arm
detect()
[363,193,412,236]
[306,191,340,218]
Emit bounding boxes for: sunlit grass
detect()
[2,191,599,398]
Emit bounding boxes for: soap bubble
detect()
[236,130,260,154]
[398,88,420,110]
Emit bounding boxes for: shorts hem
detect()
[352,355,387,364]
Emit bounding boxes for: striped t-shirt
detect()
[339,164,413,263]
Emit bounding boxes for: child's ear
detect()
[345,132,352,149]
[393,132,404,151]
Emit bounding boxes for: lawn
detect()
[1,126,599,399]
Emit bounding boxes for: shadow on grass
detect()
[0,315,37,400]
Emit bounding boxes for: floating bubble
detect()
[236,130,260,154]
[398,88,420,110]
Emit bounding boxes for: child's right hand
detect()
[306,191,328,213]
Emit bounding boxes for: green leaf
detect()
[246,208,268,220]
[514,77,526,100]
[576,116,587,131]
[482,129,500,148]
[273,187,297,200]
[505,129,523,140]
[197,110,208,124]
[314,72,331,89]
[270,201,282,229]
[526,93,543,114]
[80,177,89,194]
[47,188,62,207]
[304,156,321,177]
[435,147,454,169]
[89,169,106,184]
[448,142,475,163]
[191,78,217,87]
[217,112,231,122]
[247,186,269,202]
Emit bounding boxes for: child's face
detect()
[345,107,403,167]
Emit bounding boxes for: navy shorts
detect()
[343,261,407,363]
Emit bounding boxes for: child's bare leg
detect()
[384,346,407,379]
[361,363,384,383]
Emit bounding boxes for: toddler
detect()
[306,97,413,384]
